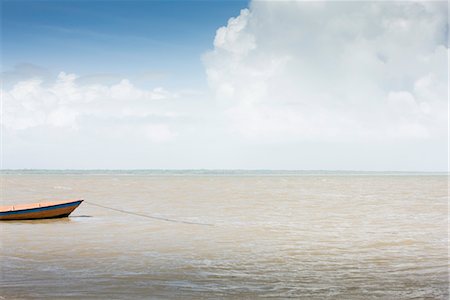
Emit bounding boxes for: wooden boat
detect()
[0,199,83,220]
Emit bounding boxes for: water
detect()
[0,171,448,299]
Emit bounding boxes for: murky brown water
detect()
[0,172,448,299]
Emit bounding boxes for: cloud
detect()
[203,1,448,143]
[0,63,53,88]
[1,72,179,142]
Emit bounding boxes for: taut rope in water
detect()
[84,201,214,227]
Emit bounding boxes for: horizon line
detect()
[0,168,447,173]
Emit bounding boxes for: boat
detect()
[0,199,83,220]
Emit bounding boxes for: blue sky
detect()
[2,0,248,89]
[1,1,447,170]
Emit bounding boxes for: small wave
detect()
[53,186,73,190]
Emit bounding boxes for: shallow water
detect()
[0,172,448,299]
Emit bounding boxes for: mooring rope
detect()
[84,201,214,227]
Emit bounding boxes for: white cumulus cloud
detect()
[1,72,179,142]
[204,1,448,143]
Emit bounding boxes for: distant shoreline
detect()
[0,169,447,176]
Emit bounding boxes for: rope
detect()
[84,201,214,226]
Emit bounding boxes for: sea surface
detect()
[0,171,448,299]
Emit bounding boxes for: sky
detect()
[1,0,448,171]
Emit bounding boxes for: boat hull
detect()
[0,200,83,220]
